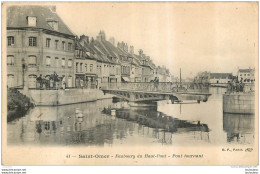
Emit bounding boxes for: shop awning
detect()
[122,77,130,82]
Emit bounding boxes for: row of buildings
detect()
[193,68,255,84]
[6,6,171,89]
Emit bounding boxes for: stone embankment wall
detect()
[223,93,255,114]
[20,88,113,106]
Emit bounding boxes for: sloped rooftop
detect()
[7,6,74,36]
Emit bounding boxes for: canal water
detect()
[7,87,255,146]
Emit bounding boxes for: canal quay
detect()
[7,87,255,146]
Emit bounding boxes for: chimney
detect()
[80,35,89,44]
[130,46,134,54]
[124,43,128,52]
[91,37,94,43]
[138,49,143,56]
[100,30,106,41]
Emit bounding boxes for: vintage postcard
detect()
[2,2,258,165]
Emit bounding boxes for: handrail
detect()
[100,82,210,93]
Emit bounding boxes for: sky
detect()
[54,2,258,78]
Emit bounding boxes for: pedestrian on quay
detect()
[62,81,66,90]
[235,79,240,92]
[227,81,232,93]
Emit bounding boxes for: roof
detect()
[238,69,254,73]
[210,73,232,79]
[7,6,74,36]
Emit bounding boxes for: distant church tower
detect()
[96,30,106,41]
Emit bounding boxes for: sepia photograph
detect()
[2,2,258,166]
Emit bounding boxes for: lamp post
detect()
[22,58,25,89]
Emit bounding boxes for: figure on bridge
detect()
[153,77,159,91]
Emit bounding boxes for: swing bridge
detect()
[101,82,212,105]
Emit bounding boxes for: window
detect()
[79,50,82,57]
[28,56,36,66]
[97,65,99,74]
[77,50,82,57]
[44,122,50,130]
[240,74,242,76]
[55,57,59,67]
[62,58,65,67]
[76,63,79,73]
[7,55,14,65]
[248,74,250,76]
[7,74,15,88]
[80,63,83,73]
[27,16,37,27]
[68,59,72,67]
[55,40,59,49]
[85,64,88,72]
[46,56,51,66]
[29,37,37,46]
[62,41,65,50]
[68,43,72,51]
[75,49,79,57]
[90,64,93,72]
[46,38,51,48]
[7,36,14,46]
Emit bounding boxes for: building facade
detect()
[7,6,75,89]
[237,68,255,83]
[209,73,233,84]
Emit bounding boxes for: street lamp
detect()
[22,58,25,89]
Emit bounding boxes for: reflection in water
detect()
[223,113,254,144]
[104,108,209,133]
[103,107,210,145]
[7,87,255,146]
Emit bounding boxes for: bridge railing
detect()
[100,82,210,93]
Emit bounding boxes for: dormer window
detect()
[27,16,37,27]
[128,57,133,62]
[47,19,58,31]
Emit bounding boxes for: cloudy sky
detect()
[55,2,257,78]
